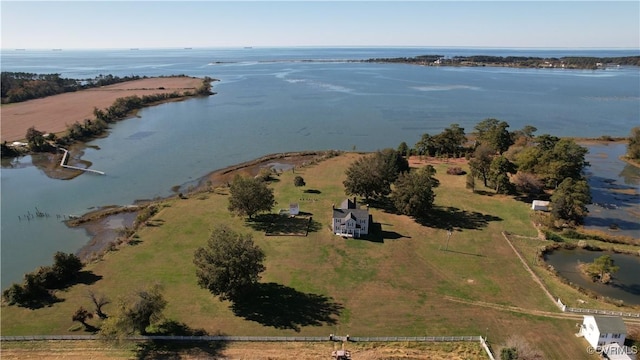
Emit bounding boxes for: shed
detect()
[531,200,550,211]
[289,203,299,216]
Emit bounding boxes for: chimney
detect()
[353,197,357,207]
[332,203,335,210]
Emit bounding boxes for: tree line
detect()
[1,72,144,104]
[0,76,216,158]
[366,55,640,69]
[341,119,600,227]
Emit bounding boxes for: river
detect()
[1,47,639,288]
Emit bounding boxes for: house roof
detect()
[341,198,356,209]
[591,316,627,334]
[333,208,369,221]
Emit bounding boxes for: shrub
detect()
[446,167,466,175]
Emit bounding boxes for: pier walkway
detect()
[59,148,105,175]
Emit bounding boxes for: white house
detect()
[531,200,550,211]
[289,203,300,216]
[579,315,627,349]
[332,198,370,238]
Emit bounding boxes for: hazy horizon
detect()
[2,1,639,50]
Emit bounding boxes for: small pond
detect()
[544,248,640,305]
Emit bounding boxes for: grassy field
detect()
[2,152,620,359]
[0,340,486,359]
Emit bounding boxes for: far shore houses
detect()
[332,197,371,238]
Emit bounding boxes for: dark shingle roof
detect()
[593,316,627,334]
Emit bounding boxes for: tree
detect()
[474,118,513,154]
[391,166,439,217]
[585,255,620,283]
[228,175,275,219]
[465,173,476,192]
[293,175,305,187]
[468,144,494,187]
[550,178,591,225]
[127,284,167,334]
[432,123,466,157]
[87,290,110,319]
[397,141,409,156]
[488,155,516,194]
[193,226,265,301]
[100,284,167,339]
[72,306,94,330]
[415,133,434,156]
[627,126,640,160]
[343,149,408,200]
[25,126,48,151]
[512,172,544,196]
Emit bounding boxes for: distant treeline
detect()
[0,72,144,104]
[365,55,640,69]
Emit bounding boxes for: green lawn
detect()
[1,153,606,359]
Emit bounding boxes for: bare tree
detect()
[87,290,110,319]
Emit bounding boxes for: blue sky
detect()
[1,1,639,49]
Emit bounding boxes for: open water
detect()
[1,47,639,288]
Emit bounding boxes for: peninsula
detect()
[0,76,212,143]
[363,55,640,69]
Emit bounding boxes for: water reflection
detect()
[584,143,640,238]
[544,248,640,305]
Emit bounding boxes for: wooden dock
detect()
[59,148,105,175]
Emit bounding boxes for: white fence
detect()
[557,297,640,318]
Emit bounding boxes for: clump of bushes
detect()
[136,205,159,226]
[2,252,83,307]
[446,167,466,175]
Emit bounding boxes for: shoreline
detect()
[70,150,340,262]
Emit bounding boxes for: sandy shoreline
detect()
[0,76,204,142]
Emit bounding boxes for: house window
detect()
[612,334,621,339]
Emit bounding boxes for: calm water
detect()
[1,47,639,288]
[544,249,640,305]
[584,143,640,238]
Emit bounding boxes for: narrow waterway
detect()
[544,248,640,305]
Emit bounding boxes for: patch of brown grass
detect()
[0,77,203,142]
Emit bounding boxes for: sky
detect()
[1,1,639,49]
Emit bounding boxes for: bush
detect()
[293,176,306,187]
[446,167,466,175]
[543,230,564,242]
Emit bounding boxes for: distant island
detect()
[363,55,640,69]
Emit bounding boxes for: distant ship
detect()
[130,48,139,50]
[15,49,26,51]
[244,46,253,49]
[184,47,192,50]
[52,48,62,51]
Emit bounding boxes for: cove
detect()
[544,248,640,305]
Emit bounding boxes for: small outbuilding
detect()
[289,203,300,216]
[531,200,550,211]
